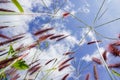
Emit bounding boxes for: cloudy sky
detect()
[0,0,120,80]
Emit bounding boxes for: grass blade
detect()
[59,57,74,68]
[63,52,75,55]
[85,73,90,80]
[92,57,102,65]
[62,12,70,18]
[56,35,69,41]
[0,8,15,12]
[93,64,99,80]
[12,0,24,12]
[102,50,107,61]
[49,34,64,40]
[108,63,120,68]
[62,74,69,80]
[34,27,54,36]
[58,64,70,71]
[0,36,24,46]
[112,70,120,77]
[87,40,101,45]
[0,33,11,39]
[38,34,54,42]
[0,26,9,29]
[45,59,55,65]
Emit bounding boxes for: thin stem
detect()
[53,0,56,13]
[70,13,88,26]
[54,0,67,15]
[0,60,16,74]
[94,30,118,40]
[95,18,120,28]
[0,12,52,16]
[35,64,56,80]
[92,29,115,80]
[77,59,83,76]
[78,28,91,45]
[79,62,92,74]
[41,0,50,10]
[34,57,66,80]
[0,36,29,54]
[23,42,41,79]
[77,26,88,28]
[24,50,38,79]
[24,12,60,79]
[42,67,57,80]
[93,0,106,23]
[73,28,91,52]
[97,8,108,21]
[0,55,28,75]
[0,20,26,23]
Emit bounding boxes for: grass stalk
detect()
[93,0,106,23]
[97,8,108,21]
[95,18,120,28]
[92,28,115,80]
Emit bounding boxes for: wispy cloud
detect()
[82,47,105,62]
[0,0,80,79]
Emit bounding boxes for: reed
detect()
[93,64,99,80]
[61,74,69,80]
[92,57,102,65]
[85,73,90,80]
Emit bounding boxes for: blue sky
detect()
[0,0,120,80]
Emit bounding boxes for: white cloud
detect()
[0,0,80,79]
[77,5,90,14]
[82,47,105,62]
